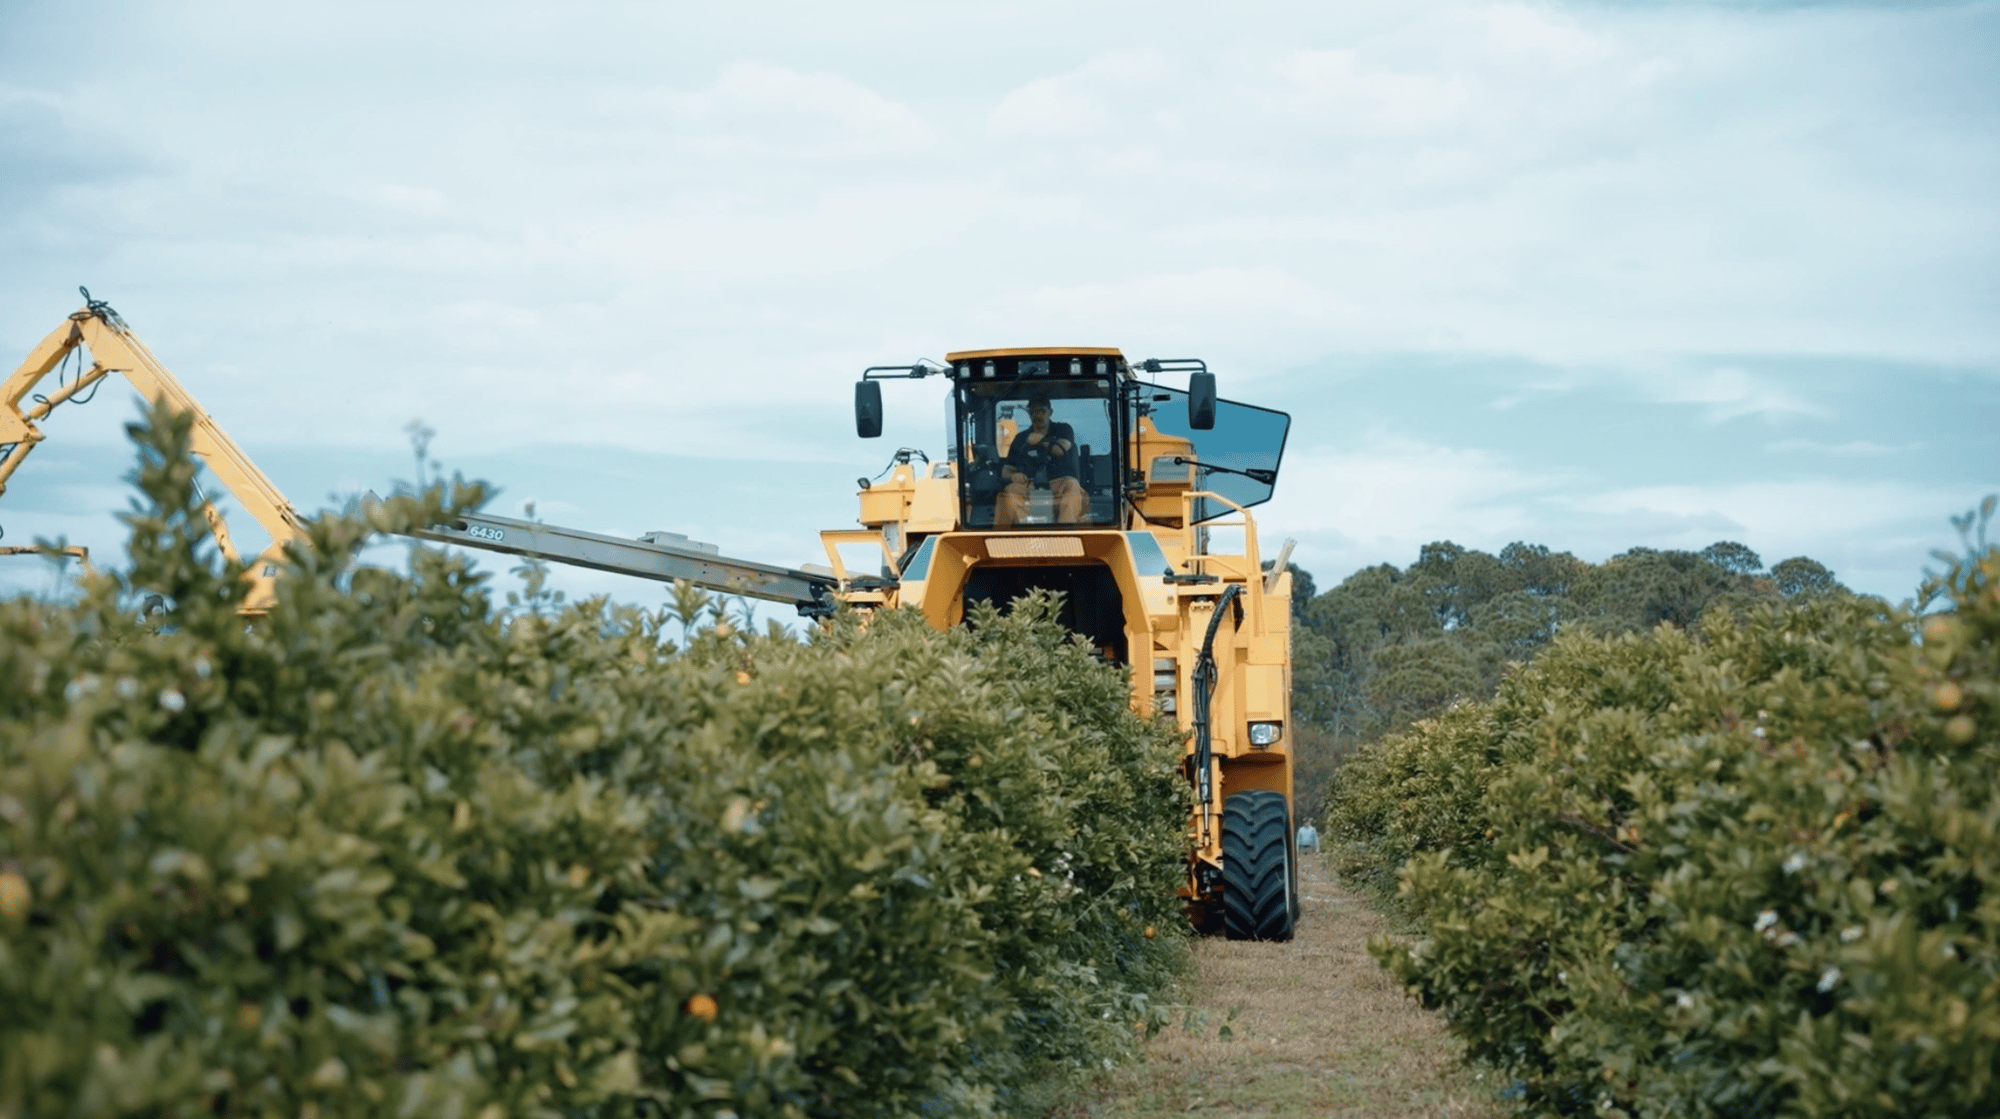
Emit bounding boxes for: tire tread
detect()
[1221,790,1293,941]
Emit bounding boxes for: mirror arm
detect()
[854,362,945,439]
[1172,456,1276,486]
[861,362,946,381]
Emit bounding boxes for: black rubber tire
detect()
[1221,789,1294,941]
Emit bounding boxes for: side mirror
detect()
[1188,370,1217,430]
[855,380,883,438]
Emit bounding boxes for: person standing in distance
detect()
[995,394,1086,526]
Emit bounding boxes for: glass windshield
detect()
[1137,383,1290,524]
[956,369,1118,528]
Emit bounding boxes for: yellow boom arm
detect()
[0,293,304,610]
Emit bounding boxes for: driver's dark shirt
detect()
[1004,421,1080,481]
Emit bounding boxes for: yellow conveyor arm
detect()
[0,291,304,611]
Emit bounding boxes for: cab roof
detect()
[943,346,1125,362]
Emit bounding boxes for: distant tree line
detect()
[1283,540,1846,821]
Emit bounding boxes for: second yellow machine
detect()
[833,349,1299,940]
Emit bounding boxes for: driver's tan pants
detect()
[995,476,1085,527]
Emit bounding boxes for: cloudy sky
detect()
[3,0,1995,610]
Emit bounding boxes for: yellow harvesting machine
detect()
[1,298,1299,939]
[833,349,1298,940]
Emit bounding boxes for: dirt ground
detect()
[1071,853,1502,1118]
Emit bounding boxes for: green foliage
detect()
[1322,702,1496,902]
[1770,556,1840,599]
[1323,508,1999,1117]
[0,403,1190,1118]
[1291,538,1847,823]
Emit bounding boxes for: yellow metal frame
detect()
[818,528,900,607]
[1,302,304,612]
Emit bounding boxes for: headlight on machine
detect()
[1247,721,1283,747]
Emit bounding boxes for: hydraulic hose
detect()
[1190,582,1243,814]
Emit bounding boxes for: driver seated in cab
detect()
[995,394,1085,527]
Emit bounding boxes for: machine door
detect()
[1132,384,1290,524]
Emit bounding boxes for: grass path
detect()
[1071,854,1501,1118]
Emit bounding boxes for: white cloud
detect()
[1768,438,1919,456]
[1545,477,1996,600]
[1,0,1994,608]
[1268,48,1476,138]
[1008,267,1353,360]
[640,62,934,159]
[989,50,1167,138]
[367,184,448,216]
[1646,366,1829,422]
[1563,479,1948,556]
[1263,434,1562,549]
[990,77,1113,138]
[1473,2,1616,70]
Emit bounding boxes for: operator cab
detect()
[852,346,1290,537]
[848,346,1291,663]
[951,351,1121,529]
